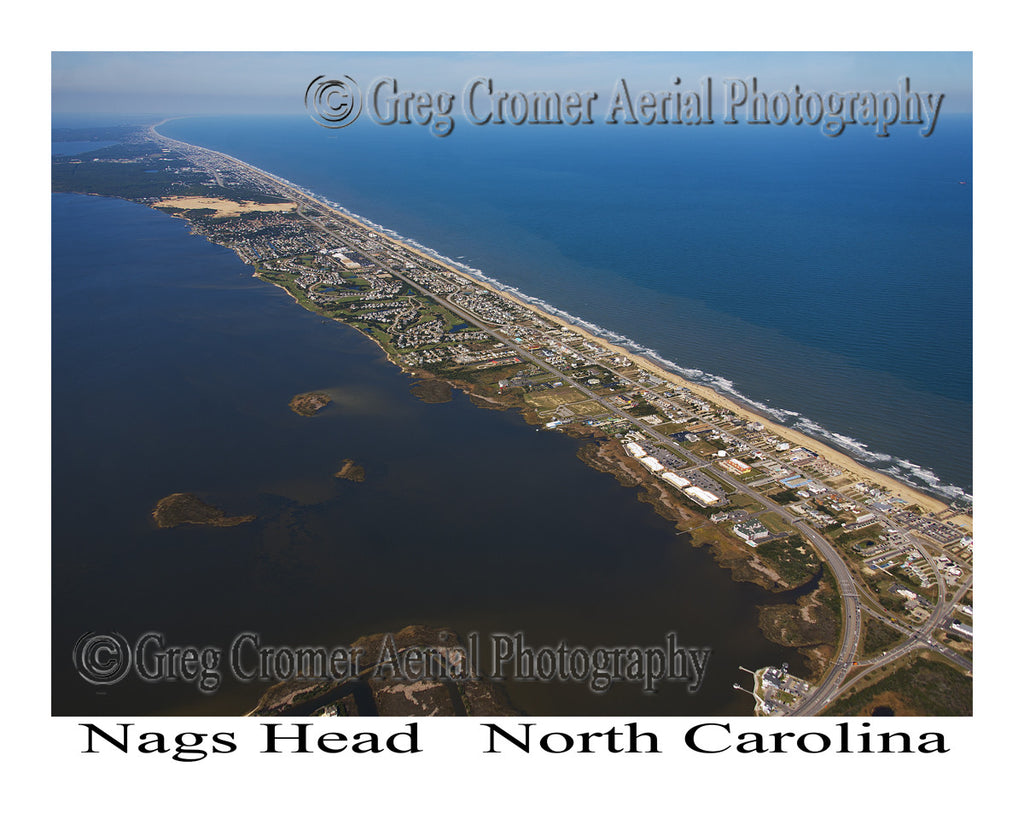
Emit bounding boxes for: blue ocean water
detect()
[158,115,971,499]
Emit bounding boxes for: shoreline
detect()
[150,121,967,527]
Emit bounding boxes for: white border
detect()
[8,0,1015,812]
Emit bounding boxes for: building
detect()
[684,486,721,507]
[639,456,664,473]
[625,441,647,459]
[787,447,818,464]
[721,458,752,475]
[733,519,771,546]
[948,621,973,640]
[661,472,690,490]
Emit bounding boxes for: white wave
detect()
[880,460,972,502]
[792,418,893,463]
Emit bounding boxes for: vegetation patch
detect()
[409,378,453,403]
[770,488,800,504]
[756,535,821,586]
[860,618,904,656]
[758,575,839,678]
[824,655,972,716]
[289,392,331,416]
[334,459,366,482]
[152,493,255,529]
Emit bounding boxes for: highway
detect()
[828,570,973,703]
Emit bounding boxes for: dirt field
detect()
[523,386,586,412]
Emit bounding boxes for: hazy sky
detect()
[52,52,972,117]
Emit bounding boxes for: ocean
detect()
[159,114,973,500]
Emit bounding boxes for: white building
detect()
[685,486,721,507]
[661,472,690,490]
[625,442,647,459]
[639,456,664,473]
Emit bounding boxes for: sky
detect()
[51,51,972,118]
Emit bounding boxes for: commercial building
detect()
[639,456,664,473]
[684,486,721,507]
[721,458,752,475]
[733,519,771,546]
[661,472,690,490]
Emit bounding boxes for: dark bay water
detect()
[52,192,808,716]
[51,140,119,155]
